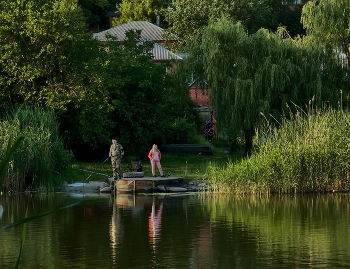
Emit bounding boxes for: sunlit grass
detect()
[206,107,350,194]
[58,145,237,183]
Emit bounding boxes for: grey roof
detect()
[150,41,182,61]
[93,21,177,42]
[136,40,182,61]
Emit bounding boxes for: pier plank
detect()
[109,176,183,193]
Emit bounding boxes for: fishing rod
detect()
[73,168,110,178]
[75,157,111,182]
[98,157,110,169]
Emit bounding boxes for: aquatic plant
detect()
[206,106,350,194]
[0,138,96,268]
[0,137,25,193]
[0,105,71,192]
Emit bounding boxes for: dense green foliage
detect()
[197,19,326,151]
[182,0,350,153]
[0,0,113,148]
[0,0,202,157]
[99,31,202,153]
[301,0,350,67]
[115,0,166,26]
[278,5,305,37]
[206,108,350,194]
[2,0,348,194]
[163,0,276,49]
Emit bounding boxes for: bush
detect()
[167,117,198,144]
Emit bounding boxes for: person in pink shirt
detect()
[148,144,165,177]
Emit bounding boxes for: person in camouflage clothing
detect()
[109,138,124,180]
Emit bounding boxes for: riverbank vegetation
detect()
[0,106,71,192]
[183,0,350,154]
[1,0,350,194]
[206,106,350,194]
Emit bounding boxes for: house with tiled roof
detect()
[93,21,177,47]
[139,40,182,63]
[93,21,212,122]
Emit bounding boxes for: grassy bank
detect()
[57,146,238,184]
[206,108,350,194]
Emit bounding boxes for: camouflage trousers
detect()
[111,157,122,179]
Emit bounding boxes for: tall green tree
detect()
[0,0,112,148]
[98,30,197,154]
[198,19,326,152]
[301,0,350,106]
[163,0,275,49]
[0,0,201,156]
[115,0,166,26]
[301,0,350,67]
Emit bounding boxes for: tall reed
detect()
[206,106,350,194]
[0,133,90,269]
[0,105,71,192]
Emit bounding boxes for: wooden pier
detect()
[109,176,183,193]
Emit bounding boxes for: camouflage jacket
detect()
[109,143,124,159]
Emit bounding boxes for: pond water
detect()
[0,192,350,269]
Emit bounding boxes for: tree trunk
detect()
[243,128,254,155]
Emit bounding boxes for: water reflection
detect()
[190,220,214,269]
[110,194,158,265]
[148,197,163,253]
[1,193,350,268]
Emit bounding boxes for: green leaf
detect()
[0,136,25,191]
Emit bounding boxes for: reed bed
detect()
[206,107,350,194]
[0,106,71,192]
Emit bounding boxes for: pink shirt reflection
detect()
[148,201,163,245]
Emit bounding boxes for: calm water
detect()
[0,192,350,269]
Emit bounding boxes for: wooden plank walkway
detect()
[110,176,183,193]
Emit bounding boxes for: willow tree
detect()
[301,0,350,67]
[198,19,324,152]
[301,0,350,101]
